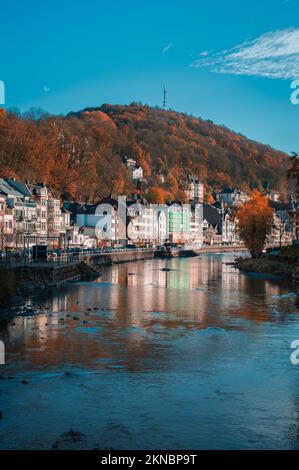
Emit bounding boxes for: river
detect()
[1,252,299,450]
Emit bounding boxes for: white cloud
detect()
[198,50,210,57]
[162,42,174,53]
[192,28,299,79]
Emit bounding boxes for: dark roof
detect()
[212,201,223,210]
[127,195,149,206]
[98,196,119,209]
[270,201,293,211]
[5,178,31,197]
[0,179,24,198]
[63,202,98,215]
[203,203,222,229]
[220,186,237,194]
[61,207,71,214]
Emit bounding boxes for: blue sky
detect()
[1,0,299,152]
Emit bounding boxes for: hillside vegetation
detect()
[0,103,288,203]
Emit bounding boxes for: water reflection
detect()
[1,253,299,450]
[1,255,298,371]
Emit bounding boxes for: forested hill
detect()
[0,103,288,203]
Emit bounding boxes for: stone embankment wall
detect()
[1,250,156,295]
[14,263,82,290]
[82,250,155,268]
[199,245,247,254]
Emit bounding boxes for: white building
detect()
[74,198,120,246]
[185,176,204,203]
[155,209,168,244]
[127,203,155,244]
[0,179,38,248]
[266,191,280,202]
[190,204,203,246]
[0,194,13,249]
[222,211,239,244]
[124,157,143,181]
[218,187,249,207]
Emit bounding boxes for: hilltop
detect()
[0,104,288,202]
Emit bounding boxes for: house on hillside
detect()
[186,175,204,203]
[264,190,280,202]
[218,187,248,207]
[180,175,204,203]
[124,156,143,181]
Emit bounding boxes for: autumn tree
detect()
[112,173,125,195]
[147,186,166,204]
[0,104,288,204]
[204,192,214,204]
[288,152,299,198]
[235,190,273,258]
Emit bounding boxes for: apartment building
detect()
[127,200,155,244]
[29,183,61,240]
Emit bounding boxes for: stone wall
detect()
[82,250,155,268]
[5,250,156,294]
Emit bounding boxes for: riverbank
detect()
[1,246,246,295]
[0,250,156,316]
[199,244,247,254]
[234,249,299,283]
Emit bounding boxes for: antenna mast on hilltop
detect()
[163,83,167,108]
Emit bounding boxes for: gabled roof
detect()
[63,202,98,215]
[29,182,56,198]
[0,179,24,198]
[5,178,31,197]
[203,203,222,228]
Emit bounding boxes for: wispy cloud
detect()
[162,42,174,53]
[192,28,299,79]
[43,85,51,92]
[198,50,211,57]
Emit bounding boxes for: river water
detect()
[1,253,299,449]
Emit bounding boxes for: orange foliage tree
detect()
[0,104,287,203]
[147,187,166,204]
[235,190,273,258]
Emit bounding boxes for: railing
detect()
[0,247,155,267]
